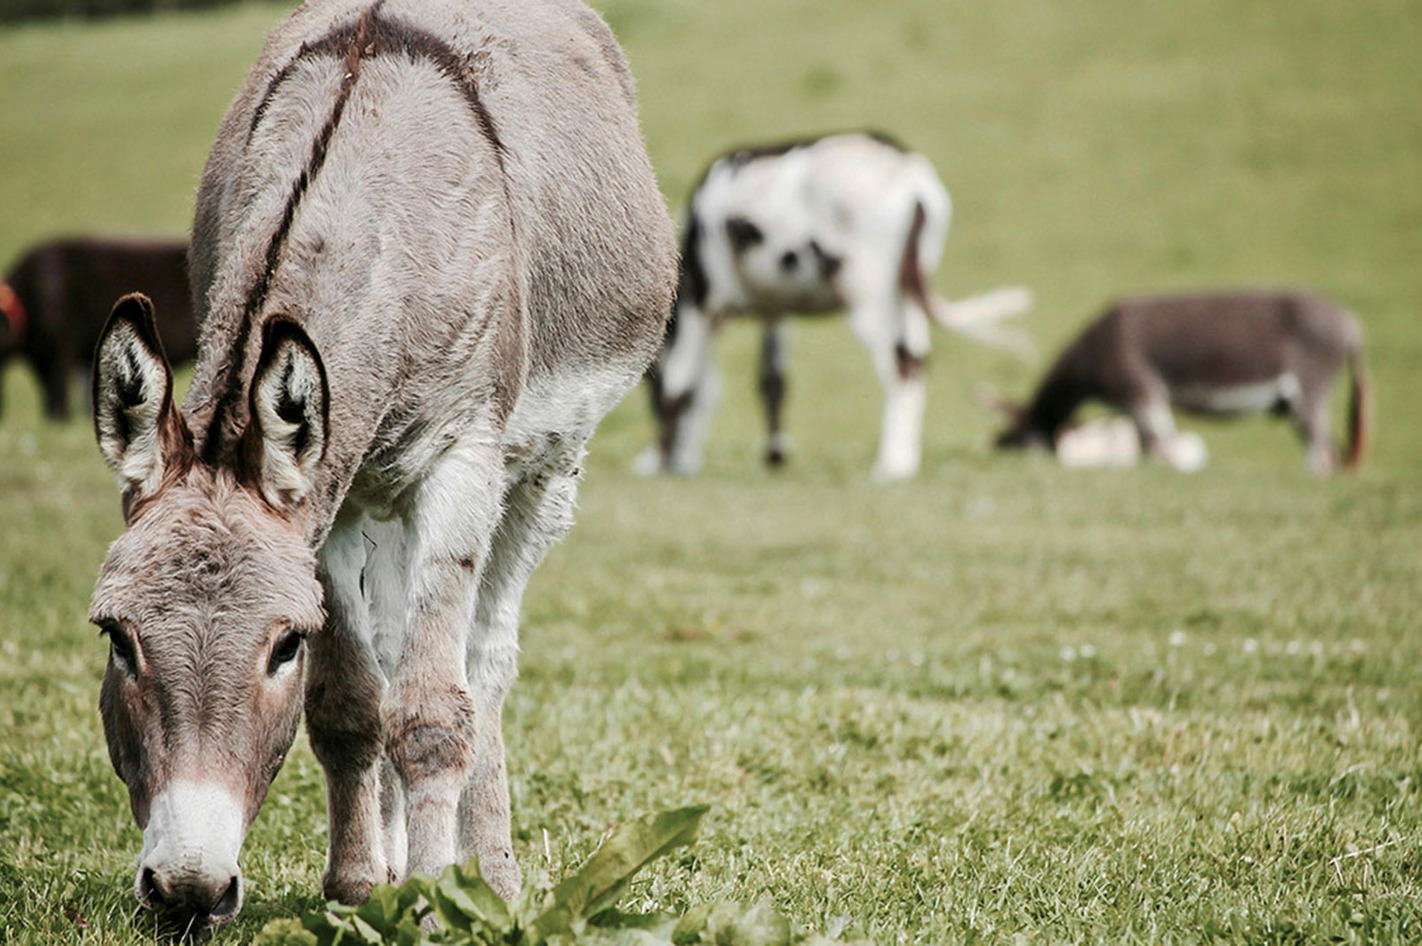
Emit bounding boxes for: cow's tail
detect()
[1343,348,1369,471]
[899,202,1034,358]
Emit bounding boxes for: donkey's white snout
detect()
[136,781,247,921]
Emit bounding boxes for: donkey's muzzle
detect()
[139,865,243,928]
[134,780,249,930]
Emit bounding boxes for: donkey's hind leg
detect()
[459,448,585,898]
[1292,381,1338,477]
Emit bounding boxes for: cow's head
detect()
[89,295,328,932]
[976,386,1051,452]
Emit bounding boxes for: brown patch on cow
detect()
[897,201,930,313]
[894,342,925,381]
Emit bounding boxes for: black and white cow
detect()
[640,132,1031,482]
[991,290,1368,475]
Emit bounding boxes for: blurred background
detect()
[2,0,1417,471]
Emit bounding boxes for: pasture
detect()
[1,0,1420,942]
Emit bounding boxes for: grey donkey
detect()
[87,0,676,933]
[991,290,1368,475]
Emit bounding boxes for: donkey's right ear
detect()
[972,384,1026,422]
[93,294,192,511]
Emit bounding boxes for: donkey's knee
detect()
[384,686,478,790]
[306,661,384,773]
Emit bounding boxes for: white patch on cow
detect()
[661,307,714,400]
[630,445,662,477]
[137,780,245,905]
[667,365,722,475]
[1173,374,1299,416]
[873,376,926,482]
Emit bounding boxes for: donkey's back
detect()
[188,0,675,478]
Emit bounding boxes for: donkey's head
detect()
[975,385,1051,452]
[89,295,329,931]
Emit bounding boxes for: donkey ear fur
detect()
[93,294,190,508]
[246,315,329,510]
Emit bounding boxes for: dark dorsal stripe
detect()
[249,11,506,161]
[202,2,506,462]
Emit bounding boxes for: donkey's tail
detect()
[1343,349,1369,471]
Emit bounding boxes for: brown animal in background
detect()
[0,236,196,420]
[87,0,676,934]
[992,290,1367,475]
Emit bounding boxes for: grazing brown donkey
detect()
[88,0,675,932]
[993,290,1367,475]
[0,236,196,420]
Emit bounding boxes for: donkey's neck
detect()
[1024,374,1089,447]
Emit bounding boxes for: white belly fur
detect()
[1173,374,1299,416]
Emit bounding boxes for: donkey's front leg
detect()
[385,437,503,880]
[309,511,389,904]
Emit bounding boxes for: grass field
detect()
[1,0,1420,943]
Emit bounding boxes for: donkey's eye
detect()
[268,630,306,676]
[101,623,138,677]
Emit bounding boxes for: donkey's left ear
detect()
[245,316,329,510]
[93,294,193,514]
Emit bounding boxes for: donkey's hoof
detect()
[322,871,378,906]
[764,447,787,468]
[481,850,522,902]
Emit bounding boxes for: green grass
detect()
[1,0,1420,943]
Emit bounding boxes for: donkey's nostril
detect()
[211,876,242,919]
[139,866,170,908]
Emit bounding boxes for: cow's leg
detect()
[385,433,504,881]
[37,346,72,421]
[655,307,722,475]
[758,320,790,467]
[457,448,583,898]
[308,508,389,904]
[850,293,929,482]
